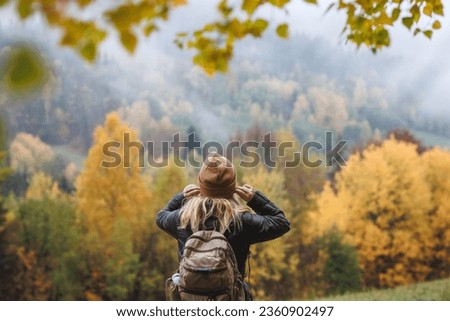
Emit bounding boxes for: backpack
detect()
[177,230,245,301]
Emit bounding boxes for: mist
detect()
[0,0,449,151]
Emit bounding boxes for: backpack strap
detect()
[246,248,252,298]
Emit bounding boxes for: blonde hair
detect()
[179,195,248,233]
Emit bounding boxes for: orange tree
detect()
[306,137,450,288]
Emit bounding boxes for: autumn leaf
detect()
[276,23,289,38]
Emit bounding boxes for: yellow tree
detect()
[76,112,151,247]
[421,147,450,279]
[307,137,438,288]
[76,112,151,299]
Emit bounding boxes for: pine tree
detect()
[323,229,361,295]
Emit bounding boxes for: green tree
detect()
[139,160,187,300]
[104,219,139,300]
[0,117,14,299]
[15,196,83,300]
[274,129,327,298]
[322,229,361,295]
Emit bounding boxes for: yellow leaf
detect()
[172,0,187,6]
[143,23,157,36]
[120,30,137,53]
[80,42,97,62]
[376,12,393,26]
[242,0,261,15]
[276,23,289,39]
[432,21,441,30]
[423,30,433,39]
[77,0,92,8]
[423,4,432,17]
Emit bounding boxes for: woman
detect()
[156,152,290,300]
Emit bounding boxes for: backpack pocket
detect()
[179,287,231,301]
[180,264,230,292]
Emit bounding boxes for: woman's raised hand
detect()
[235,184,255,202]
[183,184,201,198]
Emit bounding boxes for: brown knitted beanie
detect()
[198,152,236,199]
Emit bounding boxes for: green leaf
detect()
[276,23,289,39]
[392,8,400,21]
[325,3,335,13]
[17,0,33,19]
[80,42,97,62]
[242,0,261,15]
[413,28,421,36]
[174,39,184,49]
[1,45,48,94]
[433,4,444,16]
[143,23,157,37]
[120,30,137,53]
[410,5,420,22]
[304,0,318,4]
[0,0,9,7]
[402,17,414,30]
[423,30,433,39]
[267,0,290,8]
[376,29,390,46]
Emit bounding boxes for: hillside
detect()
[319,278,450,301]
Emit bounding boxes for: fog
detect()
[0,0,449,147]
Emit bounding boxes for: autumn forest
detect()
[0,0,449,301]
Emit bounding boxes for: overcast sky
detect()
[284,1,450,116]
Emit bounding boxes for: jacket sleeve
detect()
[156,192,185,239]
[241,191,290,244]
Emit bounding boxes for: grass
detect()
[318,278,450,301]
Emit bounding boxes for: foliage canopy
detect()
[0,0,445,75]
